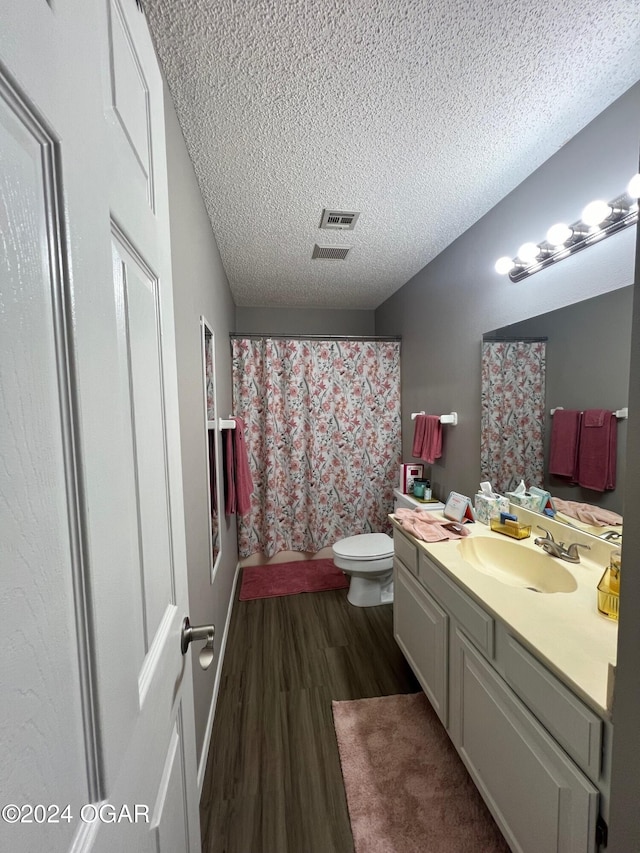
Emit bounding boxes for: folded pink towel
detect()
[552,498,622,527]
[548,409,581,479]
[394,508,470,542]
[411,414,443,464]
[576,409,617,492]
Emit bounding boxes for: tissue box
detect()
[474,493,510,525]
[506,491,542,511]
[527,487,555,513]
[399,463,424,494]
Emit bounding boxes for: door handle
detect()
[181,617,215,671]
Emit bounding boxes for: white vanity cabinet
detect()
[394,558,449,725]
[392,526,608,853]
[451,626,599,853]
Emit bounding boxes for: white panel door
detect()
[0,2,200,852]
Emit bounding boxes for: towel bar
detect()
[410,411,458,426]
[218,417,237,430]
[550,407,628,419]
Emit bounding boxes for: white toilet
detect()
[332,532,394,607]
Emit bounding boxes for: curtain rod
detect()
[483,336,548,343]
[230,333,401,342]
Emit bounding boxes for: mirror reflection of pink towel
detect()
[411,414,442,464]
[552,498,622,526]
[548,409,581,479]
[224,427,236,515]
[577,410,617,492]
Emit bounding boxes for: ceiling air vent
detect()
[312,244,351,260]
[320,209,360,230]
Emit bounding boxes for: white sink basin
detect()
[457,536,578,593]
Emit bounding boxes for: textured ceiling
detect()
[144,0,640,310]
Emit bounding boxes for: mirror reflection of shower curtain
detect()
[232,338,401,559]
[481,340,546,494]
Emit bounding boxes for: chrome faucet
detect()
[534,526,591,563]
[601,530,622,542]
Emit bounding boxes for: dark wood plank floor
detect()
[199,579,420,853]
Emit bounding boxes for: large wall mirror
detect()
[201,317,222,578]
[482,285,632,537]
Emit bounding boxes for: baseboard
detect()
[197,560,241,794]
[240,546,334,567]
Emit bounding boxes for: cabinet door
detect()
[394,561,448,726]
[450,627,599,853]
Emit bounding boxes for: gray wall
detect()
[164,85,238,768]
[609,220,640,851]
[488,286,633,514]
[236,305,375,336]
[376,82,640,507]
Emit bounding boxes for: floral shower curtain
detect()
[481,340,546,494]
[232,337,401,559]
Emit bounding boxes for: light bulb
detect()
[546,223,572,247]
[495,256,515,275]
[517,242,540,263]
[627,173,640,198]
[581,200,612,226]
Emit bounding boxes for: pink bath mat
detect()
[239,558,349,601]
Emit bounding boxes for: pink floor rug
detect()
[238,558,349,601]
[332,692,510,853]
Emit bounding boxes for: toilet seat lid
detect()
[332,533,394,560]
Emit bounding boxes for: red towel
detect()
[412,414,442,464]
[224,416,254,515]
[576,409,617,492]
[208,429,217,513]
[224,426,236,515]
[548,409,581,479]
[411,415,427,457]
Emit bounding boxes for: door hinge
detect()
[596,815,608,848]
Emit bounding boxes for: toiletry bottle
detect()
[609,549,621,594]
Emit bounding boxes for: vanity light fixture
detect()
[495,174,640,281]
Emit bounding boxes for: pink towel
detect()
[552,498,622,527]
[576,409,617,492]
[412,415,427,457]
[411,414,442,464]
[548,409,581,479]
[224,416,254,516]
[233,417,254,514]
[394,508,470,542]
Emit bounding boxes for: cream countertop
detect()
[391,508,618,719]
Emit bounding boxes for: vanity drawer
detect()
[501,633,602,783]
[394,528,418,577]
[419,553,494,659]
